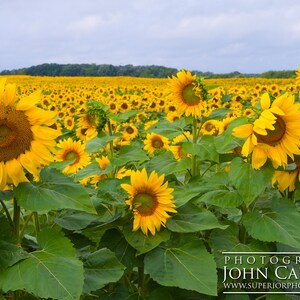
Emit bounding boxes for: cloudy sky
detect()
[1,0,300,73]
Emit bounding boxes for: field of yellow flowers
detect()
[1,72,300,300]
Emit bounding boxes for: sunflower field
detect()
[1,70,300,300]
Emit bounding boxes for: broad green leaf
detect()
[145,152,191,175]
[83,248,125,293]
[146,118,188,139]
[99,229,140,268]
[196,189,242,208]
[0,189,13,201]
[75,160,113,181]
[182,135,219,162]
[144,237,217,296]
[204,108,233,120]
[172,178,206,208]
[109,110,141,124]
[53,210,101,230]
[0,228,84,300]
[86,132,122,153]
[214,117,247,153]
[210,223,270,269]
[167,204,227,233]
[111,144,149,166]
[14,167,96,214]
[96,178,127,207]
[123,225,171,255]
[242,199,300,248]
[229,157,273,206]
[0,216,26,271]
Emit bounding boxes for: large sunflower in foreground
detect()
[169,69,206,117]
[121,168,177,235]
[232,93,300,169]
[0,79,61,188]
[55,138,90,174]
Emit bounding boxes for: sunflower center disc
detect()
[0,105,33,162]
[152,139,163,149]
[64,151,78,163]
[134,192,157,215]
[256,115,286,146]
[182,84,201,105]
[126,127,134,134]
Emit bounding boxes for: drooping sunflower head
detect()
[121,168,176,235]
[233,93,300,169]
[169,69,206,117]
[0,79,61,187]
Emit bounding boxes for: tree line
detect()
[0,63,296,78]
[0,63,178,78]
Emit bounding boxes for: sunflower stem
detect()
[33,212,40,235]
[107,119,114,159]
[138,265,144,292]
[0,199,14,229]
[13,197,21,246]
[191,117,198,177]
[239,204,248,244]
[19,212,34,241]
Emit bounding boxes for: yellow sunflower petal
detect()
[232,124,253,138]
[260,93,271,110]
[5,159,29,186]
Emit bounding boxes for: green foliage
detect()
[0,228,84,300]
[14,167,96,213]
[144,236,218,296]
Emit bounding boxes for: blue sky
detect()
[1,0,300,73]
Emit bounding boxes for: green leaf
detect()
[242,199,300,248]
[83,248,125,293]
[182,135,219,162]
[167,203,227,233]
[210,223,270,269]
[172,178,206,208]
[145,152,191,175]
[111,144,149,166]
[0,189,13,201]
[123,225,171,255]
[146,118,188,139]
[214,117,247,153]
[144,237,217,296]
[196,189,242,208]
[86,132,122,153]
[96,178,127,207]
[75,160,113,181]
[53,210,101,230]
[229,157,273,206]
[0,228,84,300]
[14,167,96,214]
[109,110,141,124]
[0,216,26,271]
[204,108,233,121]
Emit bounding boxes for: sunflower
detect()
[77,113,97,140]
[169,69,206,116]
[121,123,139,141]
[121,168,176,235]
[55,138,90,174]
[0,79,61,188]
[232,93,300,169]
[272,155,300,192]
[144,133,170,155]
[170,132,192,161]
